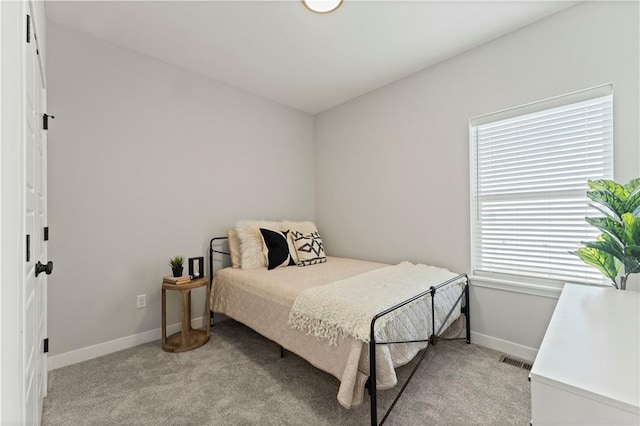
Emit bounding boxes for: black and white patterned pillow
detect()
[291,231,326,267]
[260,228,296,270]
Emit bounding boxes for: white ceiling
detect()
[46,1,577,114]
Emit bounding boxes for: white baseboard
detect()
[49,319,537,371]
[48,317,206,371]
[471,331,538,363]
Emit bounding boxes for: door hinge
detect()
[44,227,49,241]
[43,338,49,354]
[26,15,31,43]
[26,234,31,262]
[43,114,54,130]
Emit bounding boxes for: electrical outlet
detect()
[136,294,146,309]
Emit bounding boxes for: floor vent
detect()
[499,355,532,371]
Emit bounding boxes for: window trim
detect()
[468,84,614,291]
[469,274,563,299]
[470,83,613,128]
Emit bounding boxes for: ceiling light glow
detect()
[302,0,343,14]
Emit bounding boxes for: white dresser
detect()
[530,284,640,425]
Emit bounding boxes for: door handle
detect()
[35,261,53,277]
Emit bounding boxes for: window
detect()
[470,85,613,287]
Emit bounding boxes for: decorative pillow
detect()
[260,228,296,270]
[281,220,318,234]
[291,231,327,267]
[227,228,241,268]
[235,220,319,269]
[287,232,300,265]
[236,220,282,269]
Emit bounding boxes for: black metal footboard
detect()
[368,274,470,426]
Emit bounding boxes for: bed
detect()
[208,221,470,426]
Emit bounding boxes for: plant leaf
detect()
[591,231,640,272]
[584,236,625,262]
[624,177,640,194]
[587,190,626,219]
[169,255,184,268]
[585,232,640,274]
[573,247,621,281]
[588,179,629,200]
[624,263,640,274]
[626,245,640,259]
[625,185,640,216]
[625,244,640,273]
[622,213,640,246]
[585,216,625,244]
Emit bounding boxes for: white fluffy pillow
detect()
[235,220,320,269]
[227,229,241,268]
[236,220,281,269]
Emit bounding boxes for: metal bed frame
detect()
[209,236,470,426]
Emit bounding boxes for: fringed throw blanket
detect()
[288,262,462,345]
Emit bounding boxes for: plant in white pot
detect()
[572,178,640,290]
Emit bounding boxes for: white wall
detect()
[315,2,639,360]
[46,23,315,361]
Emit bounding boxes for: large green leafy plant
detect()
[573,178,640,290]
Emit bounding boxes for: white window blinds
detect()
[470,88,613,286]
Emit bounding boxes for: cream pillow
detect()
[227,228,241,268]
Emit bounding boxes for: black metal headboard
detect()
[209,236,229,284]
[208,236,229,326]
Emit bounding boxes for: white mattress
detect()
[210,256,465,408]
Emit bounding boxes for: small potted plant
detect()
[169,256,184,277]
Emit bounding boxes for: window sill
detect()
[469,275,563,299]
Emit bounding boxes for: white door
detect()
[23,2,48,423]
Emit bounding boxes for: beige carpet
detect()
[43,320,531,425]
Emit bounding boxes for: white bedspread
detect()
[210,257,466,408]
[289,262,461,344]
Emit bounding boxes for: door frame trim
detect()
[0,1,27,423]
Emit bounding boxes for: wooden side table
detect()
[162,276,210,352]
